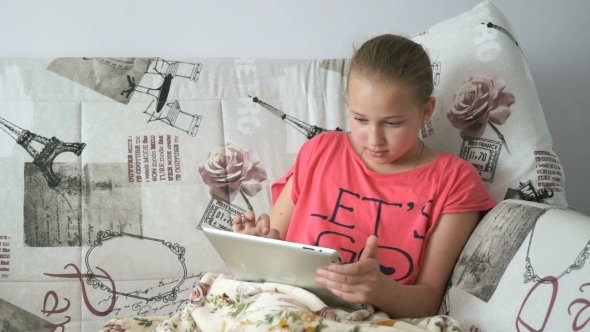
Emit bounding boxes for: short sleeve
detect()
[440,157,498,214]
[270,136,320,205]
[270,165,294,204]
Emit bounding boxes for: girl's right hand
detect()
[232,210,281,240]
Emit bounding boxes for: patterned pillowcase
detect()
[443,198,590,331]
[414,4,585,329]
[411,1,567,207]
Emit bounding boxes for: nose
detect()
[368,124,384,147]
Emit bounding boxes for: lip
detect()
[367,149,388,158]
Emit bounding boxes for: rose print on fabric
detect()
[447,74,515,153]
[199,141,267,210]
[102,319,131,332]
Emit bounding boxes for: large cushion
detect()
[444,199,590,331]
[411,0,567,207]
[414,4,582,329]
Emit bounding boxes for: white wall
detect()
[2,0,589,214]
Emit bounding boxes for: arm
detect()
[268,175,295,239]
[233,176,295,240]
[316,210,480,318]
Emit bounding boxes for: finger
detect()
[328,257,379,277]
[323,284,365,304]
[256,214,271,235]
[317,267,362,285]
[316,269,374,304]
[315,274,361,300]
[328,262,361,275]
[242,210,256,229]
[359,235,379,261]
[267,228,281,240]
[232,214,244,232]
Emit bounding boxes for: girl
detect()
[233,34,496,319]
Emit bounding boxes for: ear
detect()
[421,97,436,123]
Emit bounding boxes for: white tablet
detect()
[202,226,364,310]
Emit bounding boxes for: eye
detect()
[354,117,368,123]
[385,121,402,126]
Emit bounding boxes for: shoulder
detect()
[435,152,467,165]
[427,153,496,212]
[312,131,346,144]
[300,131,346,153]
[426,152,486,191]
[433,152,478,174]
[294,132,347,171]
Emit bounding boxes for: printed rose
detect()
[189,286,204,304]
[102,319,128,332]
[199,141,267,202]
[447,74,515,138]
[315,307,342,322]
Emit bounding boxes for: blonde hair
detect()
[348,34,433,105]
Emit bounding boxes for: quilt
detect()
[99,273,461,332]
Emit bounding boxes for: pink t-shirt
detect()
[271,131,497,285]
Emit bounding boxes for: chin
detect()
[370,157,395,164]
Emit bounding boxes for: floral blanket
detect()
[100,273,461,332]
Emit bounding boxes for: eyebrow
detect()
[350,110,406,119]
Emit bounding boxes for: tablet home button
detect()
[275,268,297,282]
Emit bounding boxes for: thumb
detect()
[360,235,379,260]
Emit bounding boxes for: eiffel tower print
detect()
[507,180,554,203]
[250,96,342,139]
[0,116,86,188]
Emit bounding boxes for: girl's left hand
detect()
[315,235,387,304]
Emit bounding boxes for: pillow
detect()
[406,3,579,329]
[410,0,567,207]
[443,198,590,331]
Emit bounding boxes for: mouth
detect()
[367,149,388,158]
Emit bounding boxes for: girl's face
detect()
[347,75,434,173]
